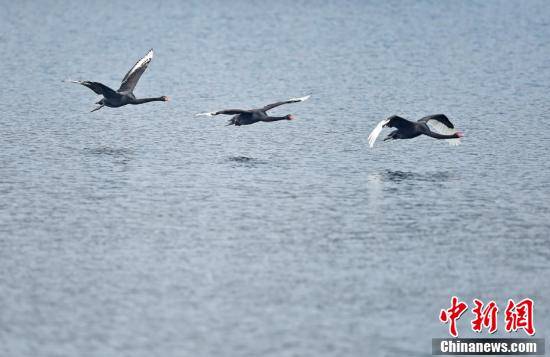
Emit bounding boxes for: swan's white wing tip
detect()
[141,50,153,65]
[367,118,389,148]
[196,112,214,117]
[125,50,154,81]
[368,133,378,148]
[291,95,311,102]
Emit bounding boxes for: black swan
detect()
[196,95,310,126]
[368,114,463,147]
[67,49,169,112]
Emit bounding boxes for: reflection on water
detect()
[228,156,255,162]
[366,170,456,184]
[83,146,134,158]
[227,156,267,167]
[82,146,133,166]
[381,170,456,183]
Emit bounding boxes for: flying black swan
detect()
[196,95,310,126]
[66,49,169,112]
[368,114,464,147]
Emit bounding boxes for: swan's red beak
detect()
[456,131,464,138]
[288,115,295,120]
[162,96,170,102]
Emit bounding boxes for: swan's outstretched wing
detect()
[417,114,454,128]
[385,115,415,130]
[66,80,118,99]
[368,118,390,148]
[118,49,154,93]
[262,95,310,111]
[196,109,250,116]
[418,114,461,146]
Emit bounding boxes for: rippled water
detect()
[1,1,549,356]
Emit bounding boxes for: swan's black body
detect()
[68,49,168,112]
[221,109,292,126]
[383,114,461,141]
[199,96,310,126]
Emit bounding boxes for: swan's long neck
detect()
[130,97,165,105]
[263,115,289,122]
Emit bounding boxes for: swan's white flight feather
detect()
[426,120,461,146]
[196,112,215,117]
[368,118,390,148]
[126,49,153,81]
[289,95,311,102]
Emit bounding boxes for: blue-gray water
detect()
[1,1,549,356]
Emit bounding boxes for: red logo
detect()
[439,297,535,337]
[439,296,468,337]
[504,298,535,336]
[471,299,498,334]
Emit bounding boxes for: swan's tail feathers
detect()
[368,118,390,148]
